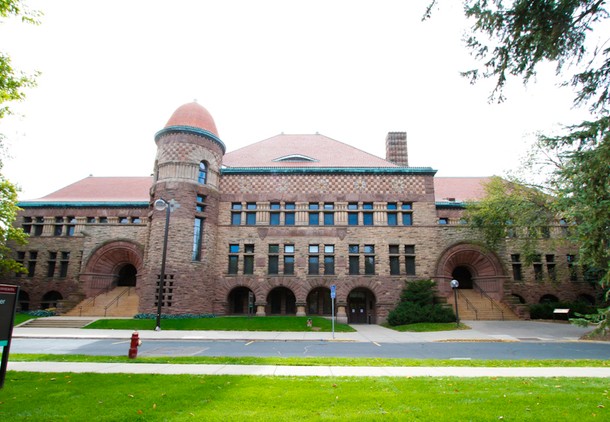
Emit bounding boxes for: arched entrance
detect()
[307,287,332,315]
[435,243,507,300]
[41,291,62,309]
[267,287,296,315]
[228,287,255,314]
[117,264,137,287]
[18,290,30,311]
[452,266,474,289]
[347,288,376,324]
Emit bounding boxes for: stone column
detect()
[296,302,306,317]
[336,303,348,324]
[256,303,266,317]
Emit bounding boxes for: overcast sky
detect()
[1,0,593,200]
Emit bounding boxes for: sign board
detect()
[0,284,19,346]
[0,284,19,389]
[330,284,336,299]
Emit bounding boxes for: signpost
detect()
[0,284,19,388]
[330,284,336,339]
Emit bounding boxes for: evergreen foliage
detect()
[387,280,455,326]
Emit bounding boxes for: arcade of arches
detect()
[227,286,377,323]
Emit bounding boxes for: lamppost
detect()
[154,198,176,331]
[450,279,460,327]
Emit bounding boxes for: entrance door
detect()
[347,288,375,324]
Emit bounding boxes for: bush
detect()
[387,279,456,326]
[529,301,597,319]
[25,310,56,317]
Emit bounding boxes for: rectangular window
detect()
[364,245,375,275]
[119,217,129,224]
[308,256,319,275]
[546,254,556,281]
[285,212,295,225]
[438,218,449,225]
[309,203,319,225]
[348,213,358,225]
[268,244,279,275]
[567,254,578,281]
[402,203,413,226]
[22,216,32,234]
[59,252,70,278]
[54,217,63,236]
[246,212,256,225]
[389,245,400,275]
[270,212,280,225]
[349,256,360,275]
[324,245,335,275]
[270,202,281,210]
[363,202,373,210]
[533,255,543,282]
[387,213,398,226]
[231,212,242,225]
[196,194,206,212]
[362,212,373,226]
[34,216,44,235]
[243,255,254,274]
[405,245,416,276]
[192,217,204,261]
[323,212,334,225]
[47,251,57,277]
[228,244,239,274]
[511,254,522,281]
[284,256,295,275]
[99,217,108,224]
[28,251,37,277]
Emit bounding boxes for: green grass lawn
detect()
[12,313,35,326]
[86,316,355,332]
[1,372,608,420]
[9,354,610,367]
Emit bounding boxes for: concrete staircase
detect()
[64,286,139,317]
[448,289,520,321]
[18,317,97,328]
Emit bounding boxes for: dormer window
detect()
[273,154,317,162]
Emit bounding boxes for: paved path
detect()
[8,361,610,378]
[9,319,609,377]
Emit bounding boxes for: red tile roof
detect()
[433,177,491,203]
[165,102,218,137]
[223,134,399,168]
[30,177,153,202]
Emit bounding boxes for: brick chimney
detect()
[385,132,408,166]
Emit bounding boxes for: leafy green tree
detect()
[427,1,609,290]
[0,0,40,275]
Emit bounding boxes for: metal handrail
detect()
[104,287,131,316]
[78,283,115,316]
[457,289,478,320]
[473,282,505,320]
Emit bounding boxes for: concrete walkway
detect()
[9,319,609,377]
[12,319,598,343]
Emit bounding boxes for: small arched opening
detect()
[307,287,332,315]
[347,288,376,324]
[452,266,474,289]
[576,294,595,306]
[228,287,255,315]
[41,291,63,310]
[18,290,30,311]
[266,287,296,315]
[511,293,526,304]
[117,264,137,287]
[539,294,559,304]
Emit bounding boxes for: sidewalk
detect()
[12,319,597,343]
[9,320,609,377]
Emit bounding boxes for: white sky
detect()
[1,0,594,200]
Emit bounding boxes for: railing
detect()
[103,287,132,316]
[473,282,505,320]
[457,289,478,320]
[78,282,116,316]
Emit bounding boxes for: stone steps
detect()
[64,287,139,317]
[19,317,97,328]
[448,290,520,321]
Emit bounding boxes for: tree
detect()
[0,0,40,275]
[426,1,609,293]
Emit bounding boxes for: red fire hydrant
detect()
[128,331,142,359]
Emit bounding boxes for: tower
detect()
[139,102,225,315]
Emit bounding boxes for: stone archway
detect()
[307,287,332,315]
[266,287,296,315]
[435,243,507,300]
[81,240,144,297]
[228,286,256,315]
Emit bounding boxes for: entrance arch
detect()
[41,291,62,309]
[435,243,507,300]
[452,266,474,289]
[267,287,296,315]
[307,287,332,315]
[117,264,137,287]
[228,287,255,314]
[347,288,376,324]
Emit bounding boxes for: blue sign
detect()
[330,284,336,299]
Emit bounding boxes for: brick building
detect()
[7,102,602,323]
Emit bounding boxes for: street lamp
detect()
[154,198,174,331]
[450,279,460,327]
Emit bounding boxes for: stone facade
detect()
[6,102,602,322]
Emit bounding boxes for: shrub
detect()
[387,279,456,326]
[529,302,597,319]
[25,310,56,317]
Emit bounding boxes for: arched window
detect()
[198,161,208,184]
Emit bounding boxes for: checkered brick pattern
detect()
[156,136,223,163]
[220,174,427,195]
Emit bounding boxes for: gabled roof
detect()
[434,177,491,203]
[20,176,153,205]
[222,133,400,168]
